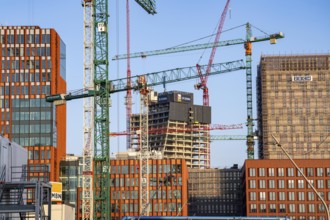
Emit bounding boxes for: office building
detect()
[76,152,189,220]
[0,26,67,181]
[188,165,243,216]
[130,90,211,168]
[243,159,330,219]
[257,54,330,159]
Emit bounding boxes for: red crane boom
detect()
[196,0,231,106]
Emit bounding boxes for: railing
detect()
[0,165,5,182]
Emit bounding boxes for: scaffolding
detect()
[0,165,51,220]
[130,92,210,169]
[257,54,330,159]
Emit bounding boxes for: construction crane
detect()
[195,0,230,106]
[46,59,244,217]
[79,0,156,219]
[126,0,156,151]
[112,23,284,160]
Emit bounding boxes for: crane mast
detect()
[245,23,254,159]
[82,0,94,219]
[93,0,111,218]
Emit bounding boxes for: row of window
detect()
[12,99,52,107]
[249,179,330,189]
[1,72,51,85]
[1,46,51,57]
[250,203,328,214]
[189,171,240,178]
[27,149,51,160]
[111,189,182,200]
[0,34,50,44]
[1,59,52,71]
[110,164,182,174]
[12,111,52,121]
[249,191,330,201]
[110,177,183,187]
[14,136,53,147]
[12,124,52,134]
[249,167,330,177]
[111,202,181,213]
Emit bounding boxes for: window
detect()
[307,168,313,176]
[298,179,304,188]
[308,204,315,213]
[259,204,266,213]
[268,180,275,188]
[288,192,295,200]
[279,204,286,213]
[268,168,275,176]
[250,204,257,213]
[289,204,296,213]
[288,180,295,188]
[278,179,285,188]
[258,168,265,177]
[317,168,323,176]
[249,168,256,177]
[278,192,285,200]
[259,192,266,200]
[249,192,256,201]
[269,204,276,213]
[259,180,266,188]
[278,168,284,176]
[287,167,294,176]
[249,180,256,189]
[298,192,305,201]
[269,192,276,201]
[308,180,314,188]
[308,192,315,201]
[299,204,306,213]
[317,180,324,188]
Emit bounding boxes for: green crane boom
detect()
[46,60,245,104]
[112,30,284,60]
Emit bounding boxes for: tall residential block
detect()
[0,26,66,181]
[257,54,330,159]
[130,91,211,169]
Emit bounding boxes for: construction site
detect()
[1,0,330,220]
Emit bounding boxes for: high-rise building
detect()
[243,159,330,219]
[257,54,330,159]
[188,165,243,216]
[130,90,211,169]
[0,26,66,181]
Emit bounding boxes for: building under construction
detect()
[257,54,330,159]
[130,90,211,169]
[188,165,243,216]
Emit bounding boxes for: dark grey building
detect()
[188,164,243,216]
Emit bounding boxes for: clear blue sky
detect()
[1,0,330,168]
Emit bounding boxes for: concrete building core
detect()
[130,90,211,169]
[257,54,330,159]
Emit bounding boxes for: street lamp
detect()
[272,134,330,220]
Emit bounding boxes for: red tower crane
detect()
[195,0,230,106]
